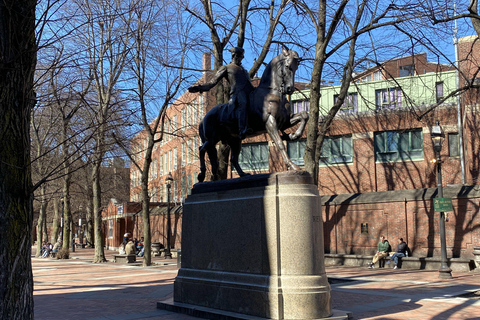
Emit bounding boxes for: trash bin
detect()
[152,242,161,257]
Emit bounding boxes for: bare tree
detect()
[69,0,134,262]
[291,0,414,185]
[116,0,193,266]
[0,0,37,318]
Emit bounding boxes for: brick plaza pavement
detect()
[32,247,480,320]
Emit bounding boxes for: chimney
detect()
[202,52,211,73]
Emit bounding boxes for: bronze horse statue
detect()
[197,48,308,182]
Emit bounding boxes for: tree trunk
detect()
[85,193,94,248]
[142,186,152,266]
[35,185,48,257]
[51,198,60,243]
[0,1,37,318]
[61,175,72,253]
[92,159,106,262]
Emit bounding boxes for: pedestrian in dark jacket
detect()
[387,238,408,269]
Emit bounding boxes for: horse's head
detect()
[278,47,299,95]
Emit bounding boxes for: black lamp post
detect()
[431,121,452,279]
[165,172,174,259]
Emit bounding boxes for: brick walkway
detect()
[32,247,480,319]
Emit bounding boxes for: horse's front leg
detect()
[265,114,300,171]
[287,111,309,141]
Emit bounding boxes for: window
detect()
[181,175,186,198]
[173,148,177,169]
[374,129,423,162]
[448,133,460,157]
[187,104,192,125]
[181,109,186,129]
[287,139,306,166]
[238,143,269,171]
[198,95,204,122]
[399,65,414,77]
[172,115,177,133]
[361,223,368,234]
[181,142,186,165]
[108,220,113,238]
[375,88,402,109]
[334,93,358,113]
[373,70,382,81]
[436,82,444,103]
[187,174,192,195]
[320,135,353,165]
[360,74,371,83]
[187,139,192,164]
[292,100,309,114]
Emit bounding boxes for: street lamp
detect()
[431,121,452,279]
[165,172,174,259]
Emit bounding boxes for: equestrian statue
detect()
[188,46,308,183]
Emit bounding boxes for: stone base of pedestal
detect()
[158,297,351,320]
[170,172,332,319]
[473,246,480,271]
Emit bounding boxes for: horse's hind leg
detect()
[206,142,219,180]
[265,114,300,171]
[198,141,208,182]
[229,138,250,177]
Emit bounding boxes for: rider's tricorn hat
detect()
[229,47,244,55]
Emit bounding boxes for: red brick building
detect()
[102,199,182,250]
[128,38,480,261]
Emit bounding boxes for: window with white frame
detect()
[291,99,309,114]
[334,93,358,113]
[374,129,423,162]
[181,108,186,129]
[198,95,204,122]
[436,82,444,103]
[172,115,177,134]
[159,154,163,175]
[448,133,460,157]
[187,139,192,164]
[238,143,269,171]
[108,220,113,238]
[375,88,402,109]
[181,175,186,198]
[373,70,382,81]
[320,135,353,165]
[173,148,177,169]
[187,104,192,125]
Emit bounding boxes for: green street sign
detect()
[433,198,453,212]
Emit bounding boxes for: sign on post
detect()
[433,198,453,212]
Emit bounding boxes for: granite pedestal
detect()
[163,171,333,319]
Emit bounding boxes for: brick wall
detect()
[321,185,480,258]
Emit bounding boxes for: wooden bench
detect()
[112,254,136,263]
